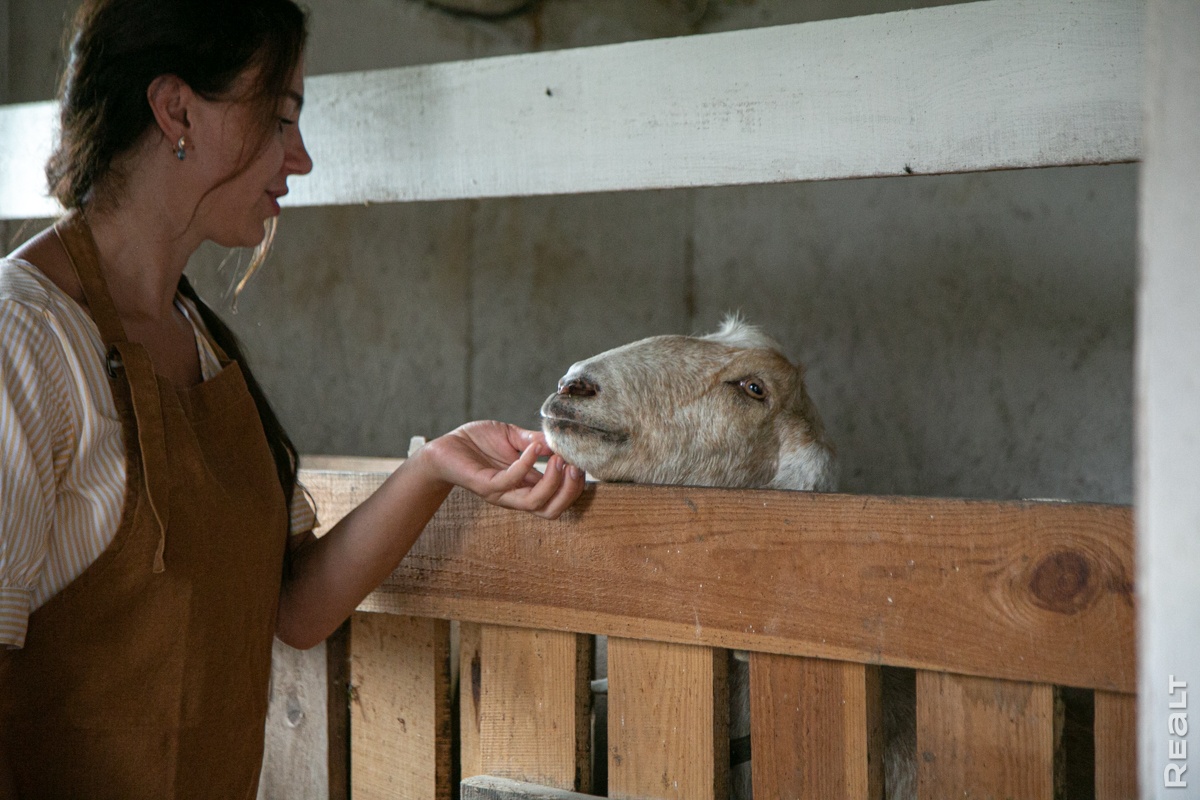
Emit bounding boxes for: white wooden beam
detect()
[0,0,1142,220]
[1137,1,1200,796]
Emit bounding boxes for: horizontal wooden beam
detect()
[299,463,1135,693]
[460,776,603,800]
[0,0,1141,220]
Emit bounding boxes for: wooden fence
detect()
[294,459,1135,800]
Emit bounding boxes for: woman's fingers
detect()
[534,462,585,519]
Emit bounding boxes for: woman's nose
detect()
[286,129,313,176]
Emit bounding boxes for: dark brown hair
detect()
[48,0,309,513]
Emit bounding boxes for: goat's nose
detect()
[558,376,599,397]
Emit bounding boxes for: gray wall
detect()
[5,0,1135,504]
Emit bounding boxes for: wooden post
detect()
[478,625,592,792]
[459,621,484,781]
[750,655,883,799]
[350,612,452,800]
[607,638,728,800]
[1139,1,1200,798]
[1094,691,1136,800]
[916,671,1055,799]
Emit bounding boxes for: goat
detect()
[540,316,915,799]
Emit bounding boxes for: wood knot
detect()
[1029,550,1095,614]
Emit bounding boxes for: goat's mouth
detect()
[539,413,629,445]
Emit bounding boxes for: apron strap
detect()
[54,210,172,572]
[53,211,129,345]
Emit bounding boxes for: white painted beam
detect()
[1137,1,1200,797]
[0,0,1142,219]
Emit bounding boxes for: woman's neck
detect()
[83,181,202,325]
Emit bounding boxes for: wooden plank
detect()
[607,638,728,800]
[460,776,603,800]
[459,621,484,781]
[1094,691,1136,800]
[327,621,351,800]
[0,0,1143,220]
[1139,2,1200,798]
[338,480,1134,693]
[749,654,883,799]
[349,612,452,800]
[258,638,334,800]
[916,671,1055,799]
[478,626,592,792]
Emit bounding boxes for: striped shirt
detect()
[0,257,317,649]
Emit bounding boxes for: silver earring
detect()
[175,136,187,161]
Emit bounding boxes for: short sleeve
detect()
[0,299,76,648]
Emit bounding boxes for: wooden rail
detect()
[296,461,1137,799]
[0,0,1142,220]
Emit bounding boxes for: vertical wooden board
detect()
[258,639,332,800]
[1139,3,1200,799]
[327,621,351,800]
[459,622,484,781]
[479,625,592,792]
[1094,692,1136,800]
[916,671,1055,799]
[749,655,883,800]
[350,613,452,800]
[607,638,728,800]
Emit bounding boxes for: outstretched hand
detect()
[420,421,585,519]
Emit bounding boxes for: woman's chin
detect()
[211,224,269,250]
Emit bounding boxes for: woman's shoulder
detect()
[0,257,94,356]
[0,256,59,309]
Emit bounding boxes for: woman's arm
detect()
[275,422,584,649]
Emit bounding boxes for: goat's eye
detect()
[739,379,768,401]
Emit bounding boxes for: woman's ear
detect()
[146,74,192,148]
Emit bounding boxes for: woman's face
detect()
[192,57,313,248]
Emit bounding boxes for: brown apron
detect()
[0,211,289,799]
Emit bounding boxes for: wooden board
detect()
[0,0,1142,220]
[916,671,1055,799]
[607,638,728,800]
[335,480,1134,693]
[257,638,334,800]
[1138,2,1200,798]
[478,626,592,792]
[1094,691,1136,800]
[460,621,484,782]
[749,655,883,799]
[349,612,452,800]
[460,776,602,800]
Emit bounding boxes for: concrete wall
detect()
[5,0,1135,504]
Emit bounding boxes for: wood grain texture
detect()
[749,655,883,800]
[1093,691,1136,800]
[326,478,1134,692]
[0,0,1142,219]
[479,626,592,792]
[916,671,1055,799]
[607,638,728,800]
[460,622,484,782]
[350,612,452,800]
[257,638,333,800]
[460,776,603,800]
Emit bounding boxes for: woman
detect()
[0,1,584,796]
